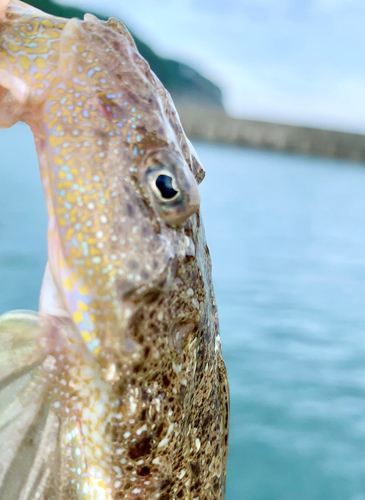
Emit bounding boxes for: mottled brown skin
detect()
[0,2,229,499]
[107,219,229,500]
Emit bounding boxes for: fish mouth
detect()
[94,256,179,382]
[78,260,177,380]
[117,281,163,307]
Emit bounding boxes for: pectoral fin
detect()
[0,309,117,499]
[0,310,62,499]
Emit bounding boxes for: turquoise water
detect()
[2,124,365,499]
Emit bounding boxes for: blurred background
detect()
[2,0,365,499]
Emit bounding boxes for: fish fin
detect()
[0,310,63,499]
[0,310,116,499]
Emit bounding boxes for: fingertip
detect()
[0,70,30,104]
[0,0,10,19]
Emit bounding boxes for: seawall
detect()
[177,106,365,162]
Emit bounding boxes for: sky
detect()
[66,0,365,133]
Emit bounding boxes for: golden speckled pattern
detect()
[0,1,229,499]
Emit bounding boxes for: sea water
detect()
[2,123,365,499]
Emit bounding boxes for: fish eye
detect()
[150,170,181,203]
[155,174,179,200]
[143,155,200,226]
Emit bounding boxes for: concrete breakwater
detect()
[177,106,365,162]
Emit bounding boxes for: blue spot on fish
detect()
[88,338,100,352]
[82,242,89,256]
[80,320,92,331]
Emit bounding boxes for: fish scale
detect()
[0,1,229,499]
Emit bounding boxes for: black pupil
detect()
[156,175,178,199]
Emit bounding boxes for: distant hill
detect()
[26,0,224,110]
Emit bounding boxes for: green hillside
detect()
[26,0,224,109]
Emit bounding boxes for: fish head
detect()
[0,7,205,372]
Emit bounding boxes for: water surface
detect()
[197,142,365,500]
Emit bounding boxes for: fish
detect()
[0,1,229,499]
